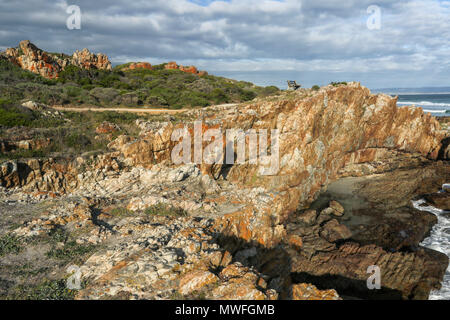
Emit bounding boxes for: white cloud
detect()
[0,0,449,87]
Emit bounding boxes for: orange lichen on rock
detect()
[164,61,207,76]
[291,283,341,300]
[123,62,152,71]
[1,40,112,79]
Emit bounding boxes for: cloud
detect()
[0,0,449,88]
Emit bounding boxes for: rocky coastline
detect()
[0,83,449,300]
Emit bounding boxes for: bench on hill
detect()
[287,80,301,90]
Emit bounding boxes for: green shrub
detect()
[144,203,188,217]
[46,240,96,262]
[330,81,348,87]
[0,55,279,110]
[240,90,257,101]
[312,85,320,91]
[64,133,91,150]
[11,279,76,300]
[0,234,23,256]
[0,106,32,127]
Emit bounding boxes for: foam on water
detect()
[412,188,450,300]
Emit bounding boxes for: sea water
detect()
[397,94,450,117]
[412,186,450,300]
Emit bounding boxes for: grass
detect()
[330,81,348,87]
[9,279,77,300]
[144,203,188,217]
[0,234,23,256]
[110,207,134,217]
[43,226,96,264]
[46,240,96,263]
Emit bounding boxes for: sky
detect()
[0,0,449,89]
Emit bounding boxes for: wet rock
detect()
[424,193,450,211]
[296,210,317,226]
[319,219,352,243]
[329,200,345,216]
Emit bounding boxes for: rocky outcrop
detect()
[291,283,341,300]
[71,48,111,71]
[108,83,447,247]
[424,193,450,211]
[164,61,207,76]
[1,40,112,79]
[122,62,152,71]
[1,83,449,300]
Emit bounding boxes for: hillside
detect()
[0,41,280,110]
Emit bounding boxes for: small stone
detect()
[329,200,345,216]
[297,210,317,225]
[291,283,341,300]
[178,271,218,295]
[320,219,352,243]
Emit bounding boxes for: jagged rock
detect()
[296,210,318,226]
[211,263,277,300]
[122,62,152,71]
[1,83,449,300]
[71,48,112,71]
[95,121,120,135]
[424,193,450,211]
[289,242,448,300]
[168,164,200,182]
[164,61,207,76]
[329,200,345,216]
[319,219,352,242]
[291,283,341,300]
[1,40,111,79]
[21,101,63,118]
[179,271,219,295]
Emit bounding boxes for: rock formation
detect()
[1,83,449,300]
[122,62,152,71]
[165,61,207,76]
[1,40,112,79]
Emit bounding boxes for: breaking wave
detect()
[412,186,450,300]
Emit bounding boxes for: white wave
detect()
[397,101,450,108]
[423,109,448,113]
[413,187,450,300]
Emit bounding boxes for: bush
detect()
[312,85,320,91]
[0,234,23,256]
[144,203,188,217]
[64,133,91,150]
[0,56,279,110]
[46,240,96,261]
[240,90,257,101]
[11,279,76,300]
[330,81,348,87]
[0,105,32,127]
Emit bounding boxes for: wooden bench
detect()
[287,80,301,90]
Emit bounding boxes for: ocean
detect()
[396,94,450,117]
[413,186,450,300]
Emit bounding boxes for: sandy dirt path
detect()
[52,103,238,114]
[52,106,187,114]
